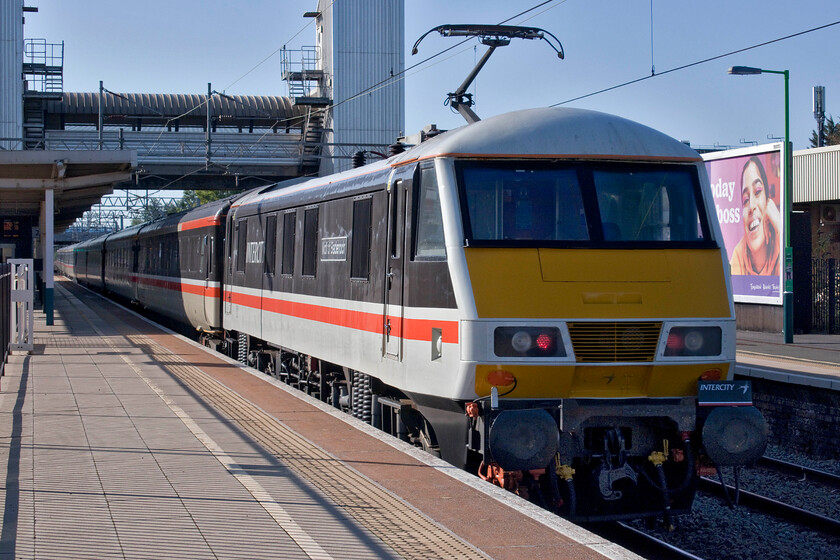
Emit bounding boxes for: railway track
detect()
[592,522,706,560]
[698,458,840,539]
[757,456,840,490]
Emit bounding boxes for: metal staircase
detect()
[22,97,45,149]
[281,46,330,105]
[282,46,331,173]
[22,39,64,150]
[301,108,326,167]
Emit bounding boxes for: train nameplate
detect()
[698,380,753,406]
[321,237,348,261]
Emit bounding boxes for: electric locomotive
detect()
[58,106,767,522]
[221,106,767,521]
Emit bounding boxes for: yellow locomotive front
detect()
[434,108,768,521]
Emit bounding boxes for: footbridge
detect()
[33,91,356,191]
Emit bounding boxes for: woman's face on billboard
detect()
[741,160,768,255]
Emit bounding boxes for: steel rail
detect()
[757,456,840,490]
[698,477,840,538]
[591,522,707,560]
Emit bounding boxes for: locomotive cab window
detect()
[593,168,705,242]
[413,165,446,261]
[456,161,712,247]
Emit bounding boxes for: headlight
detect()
[665,326,722,357]
[494,327,565,357]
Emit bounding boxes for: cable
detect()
[159,0,564,186]
[222,0,338,93]
[552,19,840,106]
[650,0,655,76]
[104,0,564,219]
[327,0,561,115]
[506,0,567,26]
[501,0,557,24]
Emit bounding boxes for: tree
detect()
[809,115,840,147]
[129,189,242,226]
[131,197,170,225]
[171,189,240,212]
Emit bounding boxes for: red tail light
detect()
[494,327,565,357]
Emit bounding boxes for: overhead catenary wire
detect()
[650,0,655,76]
[552,18,840,106]
[101,7,839,213]
[98,1,335,161]
[106,2,340,197]
[223,1,562,158]
[222,0,338,93]
[327,0,560,115]
[150,0,564,193]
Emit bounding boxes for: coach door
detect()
[202,235,215,325]
[225,215,249,327]
[383,178,408,359]
[260,214,278,337]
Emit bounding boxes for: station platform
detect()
[0,279,637,560]
[735,330,840,390]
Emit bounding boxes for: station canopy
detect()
[0,149,136,233]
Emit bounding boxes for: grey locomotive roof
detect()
[403,107,700,161]
[236,107,701,213]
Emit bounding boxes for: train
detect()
[57,106,768,522]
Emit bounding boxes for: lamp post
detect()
[728,65,793,344]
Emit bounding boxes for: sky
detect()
[21,0,840,152]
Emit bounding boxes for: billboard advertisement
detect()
[703,144,784,305]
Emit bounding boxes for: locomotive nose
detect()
[488,409,559,471]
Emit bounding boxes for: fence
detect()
[812,259,840,334]
[0,263,10,377]
[9,260,34,354]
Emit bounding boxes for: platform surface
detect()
[0,280,637,560]
[736,329,840,389]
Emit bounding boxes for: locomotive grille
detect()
[568,321,662,362]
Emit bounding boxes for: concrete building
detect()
[312,0,405,175]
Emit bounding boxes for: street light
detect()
[728,65,793,344]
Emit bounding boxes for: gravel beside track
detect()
[627,445,840,560]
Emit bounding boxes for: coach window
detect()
[264,215,277,275]
[184,237,192,273]
[351,196,372,279]
[414,165,446,260]
[235,219,247,272]
[302,207,319,277]
[207,236,214,275]
[189,236,196,273]
[281,211,296,275]
[170,235,178,276]
[198,235,205,275]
